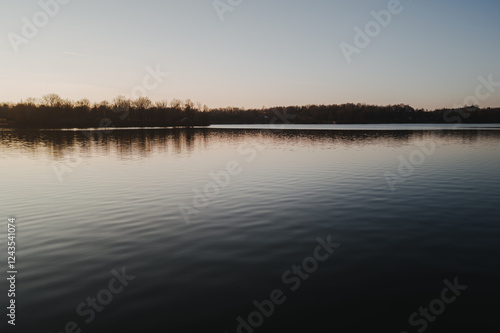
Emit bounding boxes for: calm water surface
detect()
[1,125,499,332]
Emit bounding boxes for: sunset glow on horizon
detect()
[1,0,499,110]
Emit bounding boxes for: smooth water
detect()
[1,125,499,332]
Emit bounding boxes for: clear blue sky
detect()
[1,0,499,109]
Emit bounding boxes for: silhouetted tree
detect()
[133,97,152,110]
[42,94,63,107]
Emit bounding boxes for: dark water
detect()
[1,126,499,332]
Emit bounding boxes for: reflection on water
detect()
[2,128,500,160]
[1,127,500,332]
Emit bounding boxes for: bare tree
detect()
[155,99,169,109]
[76,99,91,108]
[97,100,110,108]
[25,97,38,106]
[170,99,182,109]
[133,97,152,110]
[184,99,194,110]
[113,95,131,109]
[42,94,63,107]
[61,99,74,108]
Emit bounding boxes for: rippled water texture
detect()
[1,126,499,332]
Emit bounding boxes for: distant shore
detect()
[1,96,499,129]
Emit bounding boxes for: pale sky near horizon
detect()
[0,0,499,110]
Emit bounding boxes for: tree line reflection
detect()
[1,128,499,162]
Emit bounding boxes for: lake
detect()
[1,124,499,332]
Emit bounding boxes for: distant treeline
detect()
[1,94,499,129]
[212,104,500,124]
[0,95,209,129]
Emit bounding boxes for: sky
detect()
[0,0,499,110]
